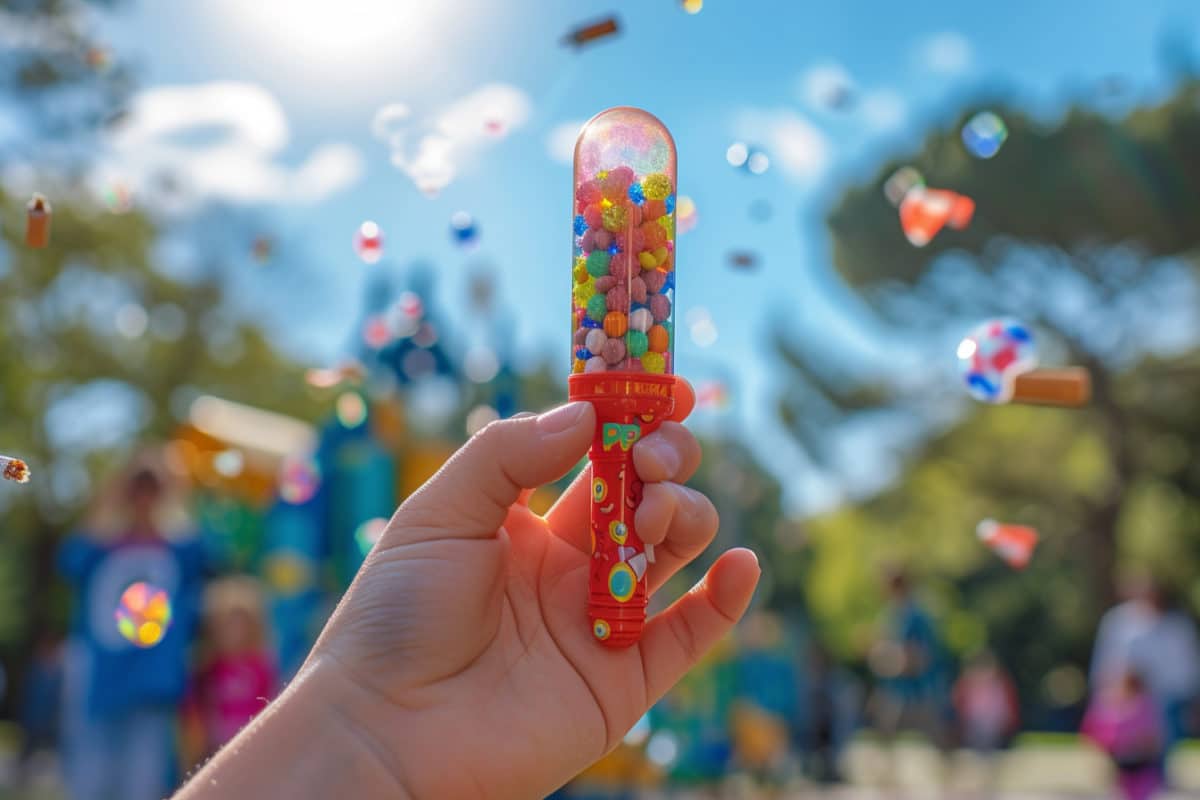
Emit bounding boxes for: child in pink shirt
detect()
[187,577,277,755]
[1083,668,1165,800]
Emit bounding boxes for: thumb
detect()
[386,402,595,546]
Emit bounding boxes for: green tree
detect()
[780,80,1200,713]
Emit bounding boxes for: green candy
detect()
[626,330,648,357]
[586,294,609,322]
[586,250,611,278]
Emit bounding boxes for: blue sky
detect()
[56,0,1200,509]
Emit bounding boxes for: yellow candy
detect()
[657,214,674,240]
[596,169,609,180]
[573,258,589,283]
[643,173,672,200]
[572,276,596,306]
[600,198,613,209]
[638,251,657,269]
[602,204,627,232]
[653,246,668,266]
[641,352,666,374]
[573,358,586,374]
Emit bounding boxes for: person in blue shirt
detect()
[59,460,204,800]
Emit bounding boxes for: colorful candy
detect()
[957,318,1091,407]
[25,194,51,248]
[899,186,974,247]
[570,107,677,374]
[353,221,384,263]
[562,16,620,49]
[114,582,172,648]
[448,211,480,249]
[0,455,30,484]
[976,519,1038,569]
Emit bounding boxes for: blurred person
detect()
[183,576,277,759]
[1091,572,1200,753]
[18,634,63,785]
[804,644,860,784]
[952,650,1019,752]
[59,455,205,800]
[1083,667,1165,800]
[868,568,953,746]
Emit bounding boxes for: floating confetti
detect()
[25,194,51,248]
[115,582,172,649]
[335,392,367,428]
[562,16,620,48]
[102,181,134,214]
[962,111,1008,159]
[727,250,759,270]
[956,318,1037,404]
[676,195,698,234]
[85,46,112,72]
[305,361,366,389]
[278,456,321,504]
[353,221,384,264]
[449,211,480,249]
[354,517,389,556]
[898,186,974,247]
[681,0,703,13]
[977,519,1039,569]
[0,455,30,484]
[883,166,924,207]
[695,381,730,410]
[726,142,749,168]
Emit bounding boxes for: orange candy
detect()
[641,220,666,250]
[603,311,628,337]
[642,198,666,221]
[647,325,669,353]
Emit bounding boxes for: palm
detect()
[310,397,758,800]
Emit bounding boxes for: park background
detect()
[4,0,1200,797]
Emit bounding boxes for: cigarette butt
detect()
[1012,367,1091,407]
[26,194,51,248]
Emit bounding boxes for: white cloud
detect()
[799,62,855,111]
[917,32,972,75]
[546,120,585,164]
[860,90,906,132]
[375,83,532,195]
[98,82,363,211]
[735,109,830,184]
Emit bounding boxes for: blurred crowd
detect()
[8,452,1200,800]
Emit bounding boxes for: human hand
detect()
[307,380,759,798]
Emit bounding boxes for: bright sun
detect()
[219,0,439,64]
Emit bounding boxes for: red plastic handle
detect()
[569,373,675,648]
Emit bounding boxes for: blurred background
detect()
[3,0,1200,798]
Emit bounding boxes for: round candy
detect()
[582,317,602,329]
[647,325,669,353]
[586,294,608,322]
[602,204,628,232]
[583,203,604,229]
[630,276,647,304]
[594,276,617,293]
[627,181,645,205]
[602,338,626,365]
[629,308,653,332]
[574,328,589,346]
[353,221,384,264]
[638,251,658,269]
[576,347,591,360]
[643,173,672,201]
[626,331,649,358]
[586,250,611,277]
[606,285,629,312]
[603,311,628,337]
[608,252,634,281]
[649,294,671,322]
[580,229,597,252]
[619,358,644,372]
[572,277,595,307]
[573,257,589,283]
[115,581,172,649]
[641,220,666,250]
[448,211,479,248]
[629,226,646,254]
[574,214,587,236]
[593,229,613,251]
[641,352,666,374]
[957,317,1037,403]
[577,180,602,208]
[642,269,667,293]
[585,329,608,354]
[584,356,607,373]
[572,358,585,374]
[657,215,674,240]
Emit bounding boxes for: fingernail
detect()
[536,402,589,434]
[641,436,681,475]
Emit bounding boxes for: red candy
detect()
[607,285,629,311]
[581,229,597,252]
[641,220,666,250]
[577,180,602,210]
[593,229,613,250]
[630,276,647,303]
[629,226,646,254]
[601,338,626,364]
[583,204,604,229]
[650,294,671,322]
[642,199,666,220]
[594,276,617,293]
[642,268,667,293]
[608,252,634,281]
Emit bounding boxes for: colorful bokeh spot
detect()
[114,582,172,649]
[676,195,697,233]
[353,220,384,263]
[962,111,1008,159]
[354,517,389,557]
[336,392,367,428]
[957,318,1038,404]
[279,456,321,504]
[449,211,480,249]
[593,618,611,640]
